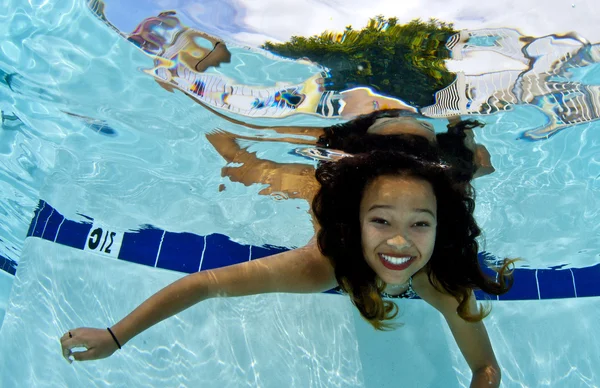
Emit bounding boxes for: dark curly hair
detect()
[312,150,514,330]
[316,109,484,183]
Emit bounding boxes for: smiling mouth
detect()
[378,253,415,271]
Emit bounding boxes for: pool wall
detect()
[1,234,599,386]
[0,239,365,387]
[1,198,599,386]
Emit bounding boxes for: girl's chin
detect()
[378,274,411,286]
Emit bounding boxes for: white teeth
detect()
[381,254,412,265]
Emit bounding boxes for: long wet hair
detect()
[312,150,515,330]
[317,109,483,183]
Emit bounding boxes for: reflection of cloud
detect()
[236,0,352,43]
[101,0,599,46]
[234,0,599,45]
[180,0,248,37]
[445,52,529,75]
[154,0,180,8]
[232,32,283,47]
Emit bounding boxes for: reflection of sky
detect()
[102,0,598,46]
[102,0,249,39]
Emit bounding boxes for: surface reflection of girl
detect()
[86,3,234,73]
[86,2,414,119]
[62,150,514,387]
[203,108,495,202]
[127,11,233,73]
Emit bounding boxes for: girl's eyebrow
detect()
[367,205,436,218]
[367,204,393,212]
[414,208,436,218]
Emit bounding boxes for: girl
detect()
[61,150,514,387]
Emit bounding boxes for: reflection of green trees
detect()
[263,16,456,107]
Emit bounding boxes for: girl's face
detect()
[359,175,437,286]
[367,117,437,143]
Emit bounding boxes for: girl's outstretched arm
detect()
[413,272,501,387]
[60,242,335,362]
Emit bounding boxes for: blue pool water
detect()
[1,0,599,386]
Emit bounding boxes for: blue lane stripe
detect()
[31,202,53,238]
[42,210,64,242]
[119,227,164,267]
[571,264,600,297]
[498,268,540,301]
[54,218,92,250]
[201,234,251,271]
[157,232,204,273]
[0,253,17,276]
[8,199,600,301]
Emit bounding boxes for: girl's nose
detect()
[386,234,412,249]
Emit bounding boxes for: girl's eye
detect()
[413,221,431,227]
[371,218,389,225]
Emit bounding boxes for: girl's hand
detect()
[60,328,119,363]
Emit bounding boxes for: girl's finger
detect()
[62,346,72,363]
[72,349,96,361]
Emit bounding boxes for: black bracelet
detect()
[106,327,122,349]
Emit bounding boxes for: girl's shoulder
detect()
[411,269,464,315]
